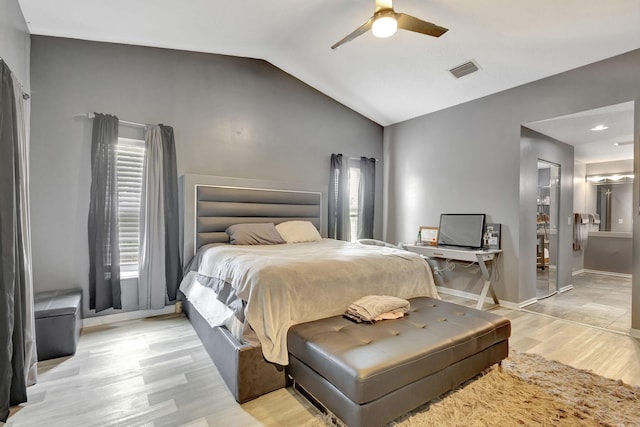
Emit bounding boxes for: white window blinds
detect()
[116,137,145,274]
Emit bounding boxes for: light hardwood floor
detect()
[6,297,640,427]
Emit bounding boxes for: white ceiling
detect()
[18,0,640,128]
[525,101,635,164]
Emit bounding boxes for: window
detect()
[348,164,361,242]
[116,137,145,276]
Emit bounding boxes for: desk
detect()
[404,245,501,310]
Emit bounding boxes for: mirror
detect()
[537,160,560,298]
[586,173,633,232]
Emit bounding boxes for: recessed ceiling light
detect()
[591,125,609,131]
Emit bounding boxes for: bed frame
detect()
[179,174,327,402]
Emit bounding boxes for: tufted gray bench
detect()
[34,289,82,361]
[287,297,511,427]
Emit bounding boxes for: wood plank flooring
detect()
[6,297,640,427]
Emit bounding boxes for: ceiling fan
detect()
[331,0,448,50]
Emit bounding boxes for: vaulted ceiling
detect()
[19,0,640,128]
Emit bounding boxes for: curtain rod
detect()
[348,156,379,163]
[86,113,147,128]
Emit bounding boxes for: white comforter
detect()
[188,239,438,365]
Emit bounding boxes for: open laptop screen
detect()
[437,214,486,249]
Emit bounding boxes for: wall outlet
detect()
[619,218,624,224]
[568,217,572,225]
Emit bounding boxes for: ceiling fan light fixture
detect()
[372,15,397,38]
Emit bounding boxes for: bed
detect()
[178,175,438,402]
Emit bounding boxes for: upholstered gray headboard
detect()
[180,174,326,263]
[195,184,322,249]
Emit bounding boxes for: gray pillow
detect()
[226,223,286,245]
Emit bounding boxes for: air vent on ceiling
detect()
[449,60,480,79]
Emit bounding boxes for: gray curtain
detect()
[0,60,28,422]
[160,125,181,302]
[138,124,181,308]
[357,157,376,239]
[11,70,37,387]
[328,153,350,241]
[88,113,121,312]
[138,126,167,309]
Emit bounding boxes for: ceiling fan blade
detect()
[396,13,448,37]
[331,17,374,50]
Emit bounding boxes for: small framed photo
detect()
[419,226,438,246]
[483,223,501,250]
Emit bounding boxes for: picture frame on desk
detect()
[484,223,501,250]
[418,226,438,246]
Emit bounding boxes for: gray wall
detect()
[520,128,574,299]
[384,48,640,330]
[584,234,632,274]
[29,36,383,317]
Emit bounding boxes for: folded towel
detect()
[344,295,410,323]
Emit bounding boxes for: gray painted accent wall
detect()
[29,36,382,317]
[384,48,640,330]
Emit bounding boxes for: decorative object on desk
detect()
[304,350,640,427]
[483,223,501,250]
[418,226,438,246]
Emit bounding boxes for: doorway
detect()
[523,101,635,333]
[536,160,560,299]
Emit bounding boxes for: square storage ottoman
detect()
[287,297,511,427]
[34,289,82,361]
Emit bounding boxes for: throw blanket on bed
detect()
[191,239,438,365]
[344,295,410,323]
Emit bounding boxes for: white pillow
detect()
[276,221,322,243]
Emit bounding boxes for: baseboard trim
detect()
[630,328,640,339]
[572,269,586,276]
[558,284,574,293]
[82,305,176,328]
[436,286,489,303]
[582,269,632,279]
[436,286,530,309]
[517,297,539,308]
